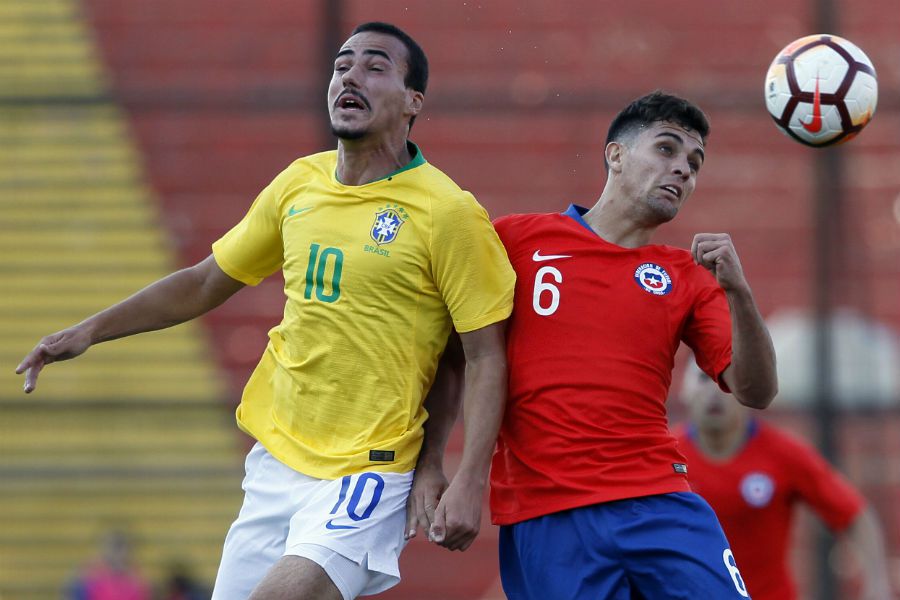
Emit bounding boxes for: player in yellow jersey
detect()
[17,22,515,600]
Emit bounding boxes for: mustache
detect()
[335,90,371,110]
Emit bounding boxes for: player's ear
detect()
[405,89,424,119]
[606,141,625,174]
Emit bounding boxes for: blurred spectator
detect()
[66,530,151,600]
[675,367,894,600]
[158,561,210,600]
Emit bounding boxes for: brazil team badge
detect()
[370,204,408,245]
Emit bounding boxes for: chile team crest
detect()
[740,472,775,508]
[370,205,408,245]
[634,263,673,295]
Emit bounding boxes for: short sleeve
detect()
[790,438,866,531]
[682,273,733,386]
[212,180,284,286]
[431,193,515,333]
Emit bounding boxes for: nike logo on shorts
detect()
[532,250,572,262]
[325,519,358,530]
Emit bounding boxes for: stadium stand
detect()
[0,1,244,598]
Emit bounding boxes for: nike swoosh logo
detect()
[288,206,312,217]
[532,250,572,262]
[325,519,358,530]
[801,76,823,133]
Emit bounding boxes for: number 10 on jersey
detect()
[533,266,562,316]
[305,243,344,303]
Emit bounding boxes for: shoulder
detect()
[252,151,335,201]
[279,150,336,182]
[412,161,469,197]
[493,212,566,241]
[754,421,821,464]
[406,163,489,223]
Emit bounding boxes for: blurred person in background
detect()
[485,91,777,599]
[158,560,211,600]
[17,20,514,600]
[676,365,894,600]
[66,530,150,600]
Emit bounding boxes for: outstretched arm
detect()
[405,331,464,540]
[16,254,245,392]
[429,320,507,551]
[692,233,777,408]
[842,507,894,600]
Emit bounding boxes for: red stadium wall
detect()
[82,0,900,597]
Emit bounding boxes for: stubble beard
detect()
[331,123,368,140]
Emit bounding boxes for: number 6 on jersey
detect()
[533,266,562,316]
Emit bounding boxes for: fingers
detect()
[404,493,418,540]
[428,503,446,544]
[22,363,45,394]
[428,498,480,551]
[692,234,738,267]
[16,345,50,393]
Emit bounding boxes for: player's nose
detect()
[341,64,363,88]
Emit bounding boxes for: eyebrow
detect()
[656,132,705,163]
[335,48,394,62]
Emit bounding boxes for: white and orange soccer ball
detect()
[764,34,877,147]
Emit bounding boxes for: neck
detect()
[335,135,411,186]
[695,418,749,461]
[582,190,658,248]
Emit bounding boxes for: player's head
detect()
[329,22,428,141]
[603,92,709,225]
[100,530,135,571]
[680,365,744,434]
[606,91,709,160]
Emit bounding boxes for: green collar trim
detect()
[367,141,425,183]
[333,142,425,186]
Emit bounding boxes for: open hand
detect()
[16,327,91,393]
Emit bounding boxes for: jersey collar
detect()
[563,204,595,233]
[366,141,426,184]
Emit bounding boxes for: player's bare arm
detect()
[405,332,464,540]
[692,233,777,408]
[844,507,893,600]
[16,254,245,393]
[429,320,507,552]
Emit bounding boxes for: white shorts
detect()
[211,442,412,600]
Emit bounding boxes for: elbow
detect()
[735,379,778,410]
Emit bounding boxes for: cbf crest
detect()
[370,204,409,245]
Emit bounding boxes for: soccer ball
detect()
[764,34,877,147]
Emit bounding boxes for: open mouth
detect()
[336,93,369,111]
[659,184,682,199]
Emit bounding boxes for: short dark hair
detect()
[351,22,429,94]
[605,91,710,164]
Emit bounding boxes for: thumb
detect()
[429,503,446,543]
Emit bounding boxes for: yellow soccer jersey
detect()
[212,144,515,479]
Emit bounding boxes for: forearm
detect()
[81,255,240,345]
[844,508,893,598]
[454,351,507,487]
[417,334,464,470]
[725,286,777,408]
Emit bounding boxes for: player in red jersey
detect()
[676,368,894,600]
[488,91,778,599]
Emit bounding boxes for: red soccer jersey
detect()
[490,206,733,525]
[675,420,866,600]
